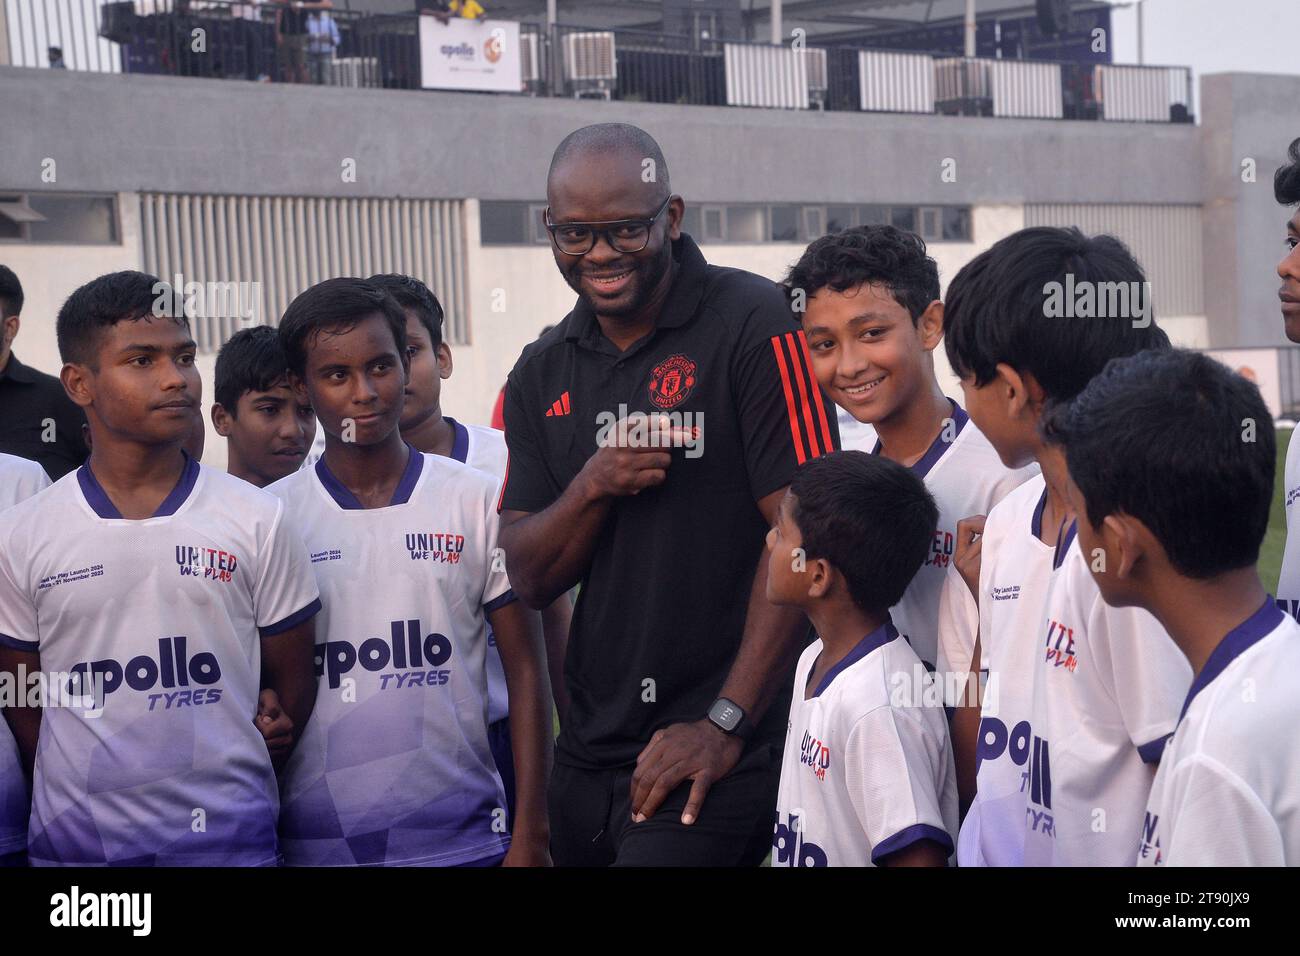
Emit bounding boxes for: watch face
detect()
[710,699,740,731]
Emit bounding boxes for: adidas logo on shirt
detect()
[544,391,571,417]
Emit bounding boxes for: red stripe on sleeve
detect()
[796,330,836,453]
[770,335,808,465]
[496,454,510,513]
[784,333,823,459]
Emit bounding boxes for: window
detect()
[477,199,973,246]
[480,201,533,244]
[860,205,889,226]
[920,206,942,241]
[802,206,826,240]
[943,206,972,241]
[770,205,800,242]
[725,205,765,242]
[0,193,118,244]
[702,206,725,241]
[826,205,856,234]
[889,206,917,232]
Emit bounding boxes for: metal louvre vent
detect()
[1023,203,1204,317]
[138,193,469,352]
[563,32,616,81]
[724,43,808,110]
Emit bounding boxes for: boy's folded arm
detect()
[258,618,317,760]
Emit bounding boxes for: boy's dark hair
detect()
[783,225,940,322]
[789,451,938,614]
[1276,137,1300,206]
[56,270,182,366]
[1043,348,1274,579]
[367,273,444,347]
[944,227,1170,403]
[278,277,408,378]
[0,265,23,319]
[214,325,293,415]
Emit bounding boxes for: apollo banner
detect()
[419,17,522,93]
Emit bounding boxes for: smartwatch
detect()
[707,697,753,741]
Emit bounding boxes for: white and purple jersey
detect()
[773,622,958,867]
[1276,432,1300,622]
[956,475,1056,867]
[1139,600,1300,866]
[0,453,50,505]
[848,402,1036,669]
[1021,535,1190,865]
[0,454,52,859]
[446,417,510,727]
[0,455,320,866]
[267,445,516,866]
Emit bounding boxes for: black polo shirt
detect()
[0,352,88,480]
[500,234,839,769]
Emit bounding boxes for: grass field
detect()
[1259,428,1291,594]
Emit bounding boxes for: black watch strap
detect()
[707,697,753,741]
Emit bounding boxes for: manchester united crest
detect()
[648,354,697,409]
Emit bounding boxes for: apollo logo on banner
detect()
[419,18,523,93]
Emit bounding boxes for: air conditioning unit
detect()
[521,32,541,85]
[804,47,827,109]
[331,56,379,88]
[564,32,616,81]
[804,48,827,92]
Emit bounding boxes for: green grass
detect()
[1259,428,1291,595]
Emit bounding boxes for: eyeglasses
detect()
[543,197,672,256]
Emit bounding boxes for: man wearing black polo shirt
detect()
[0,265,88,479]
[497,124,838,866]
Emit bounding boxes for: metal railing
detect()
[2,2,1194,122]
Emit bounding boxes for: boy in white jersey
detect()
[769,451,957,867]
[1048,348,1300,865]
[0,452,48,506]
[787,226,1034,672]
[0,270,319,866]
[1271,140,1300,621]
[938,228,1176,866]
[371,273,574,827]
[269,277,552,866]
[0,453,50,865]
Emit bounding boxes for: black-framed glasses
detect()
[543,197,672,256]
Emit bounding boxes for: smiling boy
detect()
[787,225,1034,672]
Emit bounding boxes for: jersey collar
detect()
[1179,596,1284,724]
[807,619,900,698]
[1052,519,1078,570]
[315,442,424,509]
[444,416,470,464]
[871,399,969,479]
[77,451,200,520]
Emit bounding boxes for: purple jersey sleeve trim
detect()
[259,596,323,637]
[871,823,954,865]
[483,589,518,615]
[0,632,37,653]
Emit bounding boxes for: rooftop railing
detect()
[3,1,1194,123]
